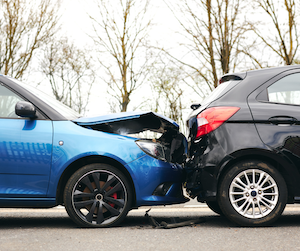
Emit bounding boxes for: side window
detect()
[0,84,24,118]
[267,73,300,105]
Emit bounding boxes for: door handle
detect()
[268,116,298,125]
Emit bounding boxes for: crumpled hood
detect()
[73,111,179,134]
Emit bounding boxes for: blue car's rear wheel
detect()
[64,163,132,227]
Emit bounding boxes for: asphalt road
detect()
[0,201,300,251]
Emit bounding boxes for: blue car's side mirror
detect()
[15,101,36,118]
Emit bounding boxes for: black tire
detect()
[64,163,132,227]
[218,160,287,226]
[206,201,223,215]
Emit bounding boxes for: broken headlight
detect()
[135,140,166,161]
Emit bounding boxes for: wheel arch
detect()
[217,150,296,203]
[56,155,137,207]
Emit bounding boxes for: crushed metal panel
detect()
[74,111,179,134]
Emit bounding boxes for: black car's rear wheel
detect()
[218,160,287,226]
[64,163,132,227]
[206,201,223,215]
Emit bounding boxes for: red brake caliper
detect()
[108,192,117,207]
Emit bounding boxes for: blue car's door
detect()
[0,85,53,197]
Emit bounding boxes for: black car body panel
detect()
[186,65,300,205]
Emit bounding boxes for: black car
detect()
[186,65,300,226]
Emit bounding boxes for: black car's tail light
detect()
[196,106,240,139]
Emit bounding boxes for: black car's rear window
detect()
[201,79,242,106]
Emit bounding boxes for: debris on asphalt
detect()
[145,209,205,229]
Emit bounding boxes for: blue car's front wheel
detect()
[64,163,132,227]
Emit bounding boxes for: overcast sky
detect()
[55,0,192,117]
[31,0,296,119]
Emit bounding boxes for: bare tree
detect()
[0,0,60,79]
[89,0,152,112]
[149,64,185,124]
[253,0,299,65]
[40,38,95,114]
[165,0,250,89]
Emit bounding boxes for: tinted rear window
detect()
[201,80,241,106]
[267,73,300,105]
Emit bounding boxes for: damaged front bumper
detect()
[126,154,189,207]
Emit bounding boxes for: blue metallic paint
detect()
[74,111,179,128]
[124,155,184,206]
[48,121,143,196]
[48,121,186,206]
[0,118,52,197]
[0,119,186,207]
[0,75,188,211]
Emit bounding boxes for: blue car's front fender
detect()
[47,121,145,197]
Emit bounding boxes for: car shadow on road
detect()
[0,215,76,229]
[123,214,300,229]
[0,211,299,229]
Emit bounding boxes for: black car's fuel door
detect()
[248,70,300,161]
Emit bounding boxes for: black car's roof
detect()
[223,65,300,78]
[217,65,300,104]
[189,65,300,118]
[191,65,300,117]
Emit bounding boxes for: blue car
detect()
[0,75,188,227]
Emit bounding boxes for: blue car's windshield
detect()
[9,77,80,120]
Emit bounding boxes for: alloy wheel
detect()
[229,169,279,219]
[70,168,128,226]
